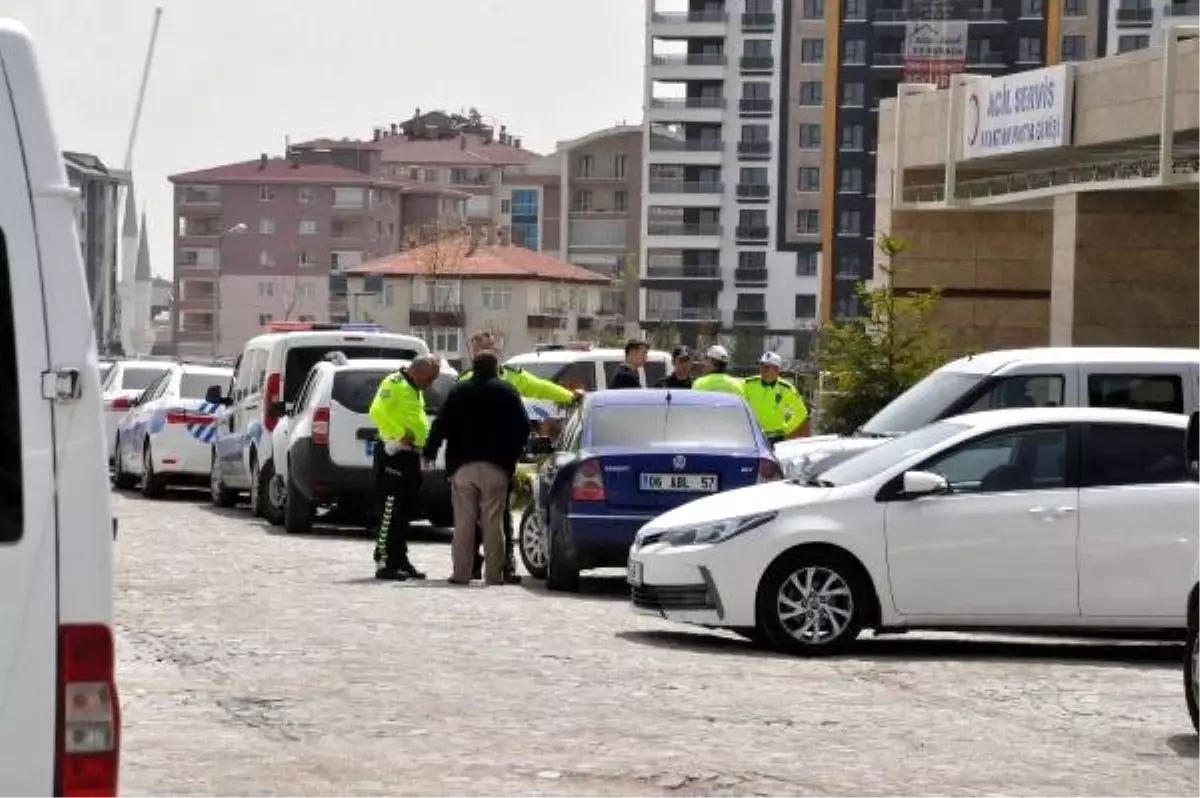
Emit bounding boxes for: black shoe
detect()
[397,560,427,580]
[375,567,408,581]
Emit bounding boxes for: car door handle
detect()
[1054,506,1076,514]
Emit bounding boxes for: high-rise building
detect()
[64,151,129,353]
[1103,0,1198,56]
[640,0,819,361]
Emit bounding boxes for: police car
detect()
[207,322,428,520]
[112,363,233,497]
[505,342,672,391]
[277,354,457,534]
[101,358,173,462]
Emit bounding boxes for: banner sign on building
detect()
[903,0,966,89]
[961,65,1075,160]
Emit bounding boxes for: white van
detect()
[505,345,673,391]
[0,21,120,795]
[207,322,428,522]
[778,347,1200,478]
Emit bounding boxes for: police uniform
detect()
[692,371,745,395]
[368,368,430,579]
[456,364,577,580]
[744,375,808,444]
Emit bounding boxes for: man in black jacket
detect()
[424,350,530,585]
[608,339,648,389]
[656,346,693,389]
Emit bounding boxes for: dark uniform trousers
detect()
[475,477,516,574]
[372,445,422,569]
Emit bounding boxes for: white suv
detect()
[207,323,428,522]
[278,356,458,534]
[505,345,672,392]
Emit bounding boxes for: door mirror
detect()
[1180,410,1200,480]
[902,470,948,498]
[528,436,555,456]
[205,385,228,406]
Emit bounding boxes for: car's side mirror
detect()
[1180,410,1200,480]
[204,385,228,406]
[529,436,555,456]
[902,470,948,498]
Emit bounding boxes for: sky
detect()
[3,0,646,278]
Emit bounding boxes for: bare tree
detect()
[275,276,300,322]
[405,220,472,352]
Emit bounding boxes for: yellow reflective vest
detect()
[368,370,430,447]
[692,372,745,396]
[743,376,808,438]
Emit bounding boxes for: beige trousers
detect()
[450,461,510,583]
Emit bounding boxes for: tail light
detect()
[107,397,131,412]
[57,624,120,797]
[312,406,330,445]
[263,372,282,431]
[164,409,214,426]
[757,458,783,483]
[572,459,606,502]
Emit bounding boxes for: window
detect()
[737,293,765,312]
[794,294,817,318]
[577,154,594,178]
[614,190,628,212]
[555,362,597,392]
[796,209,820,234]
[837,252,863,277]
[614,155,627,179]
[841,82,865,106]
[258,218,275,235]
[839,167,864,193]
[800,38,824,63]
[799,81,823,106]
[745,39,772,56]
[258,281,275,298]
[798,124,822,149]
[837,209,862,235]
[962,375,1066,413]
[299,220,317,236]
[258,185,274,202]
[383,284,395,307]
[843,39,866,64]
[844,0,866,17]
[591,405,758,449]
[258,313,273,326]
[1064,0,1086,14]
[1117,34,1150,53]
[299,250,315,267]
[841,123,865,150]
[1062,34,1086,61]
[796,251,818,276]
[1087,374,1184,414]
[802,0,824,18]
[1020,0,1044,16]
[481,286,513,311]
[1018,36,1042,62]
[739,208,767,229]
[296,283,315,299]
[739,250,767,269]
[572,191,592,212]
[500,199,511,215]
[259,250,276,267]
[1082,424,1190,487]
[742,81,770,100]
[298,187,313,204]
[921,427,1068,494]
[797,167,821,192]
[740,166,768,185]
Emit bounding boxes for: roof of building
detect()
[168,157,468,197]
[294,132,539,167]
[348,242,610,284]
[554,124,642,152]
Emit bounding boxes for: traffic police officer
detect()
[691,345,745,396]
[368,354,442,581]
[744,352,809,445]
[458,331,581,582]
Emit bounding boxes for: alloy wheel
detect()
[775,566,855,646]
[521,511,548,571]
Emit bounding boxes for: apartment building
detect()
[814,0,1103,325]
[168,154,466,358]
[642,0,818,361]
[64,151,129,351]
[1103,0,1198,55]
[345,237,611,358]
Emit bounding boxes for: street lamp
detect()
[213,222,248,361]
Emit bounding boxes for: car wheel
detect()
[266,468,287,528]
[756,549,866,657]
[112,437,137,490]
[283,469,312,535]
[545,510,580,593]
[1186,592,1198,732]
[210,450,238,508]
[250,454,284,524]
[518,506,549,580]
[140,442,166,499]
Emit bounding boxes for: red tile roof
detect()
[348,242,611,284]
[168,158,467,197]
[294,133,540,167]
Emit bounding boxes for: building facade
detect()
[168,155,466,358]
[1102,0,1198,56]
[641,0,820,361]
[64,151,129,352]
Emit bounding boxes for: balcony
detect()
[647,222,722,237]
[1116,6,1154,22]
[651,53,726,67]
[735,225,770,241]
[330,226,364,241]
[965,4,1007,20]
[642,306,723,324]
[873,52,904,66]
[643,260,723,288]
[739,54,775,72]
[738,98,774,116]
[741,11,776,30]
[737,183,770,201]
[409,303,464,327]
[733,308,768,325]
[527,308,568,330]
[737,140,772,159]
[648,179,723,194]
[1166,1,1200,15]
[734,267,769,285]
[650,9,727,24]
[649,97,725,111]
[648,138,724,152]
[873,8,906,22]
[179,186,221,205]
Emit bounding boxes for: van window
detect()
[556,361,597,392]
[1082,423,1189,487]
[332,370,389,415]
[283,345,420,403]
[644,360,667,386]
[234,351,258,400]
[0,233,21,542]
[1088,374,1183,414]
[961,375,1066,413]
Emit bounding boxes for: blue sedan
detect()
[518,389,782,592]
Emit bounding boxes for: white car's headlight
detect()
[647,512,778,547]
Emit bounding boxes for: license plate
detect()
[639,473,717,492]
[627,559,643,586]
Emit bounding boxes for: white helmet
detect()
[705,345,730,362]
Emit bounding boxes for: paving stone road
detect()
[113,489,1198,797]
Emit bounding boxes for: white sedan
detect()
[113,363,233,497]
[628,407,1198,656]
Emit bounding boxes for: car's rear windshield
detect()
[180,373,227,400]
[590,404,757,449]
[284,345,420,402]
[332,369,457,416]
[858,371,986,437]
[121,366,169,391]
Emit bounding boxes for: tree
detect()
[811,233,951,435]
[276,276,299,322]
[406,220,470,351]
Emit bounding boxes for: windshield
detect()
[284,345,420,402]
[858,371,985,437]
[817,421,968,486]
[180,373,228,400]
[590,404,757,449]
[121,366,169,392]
[506,360,562,382]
